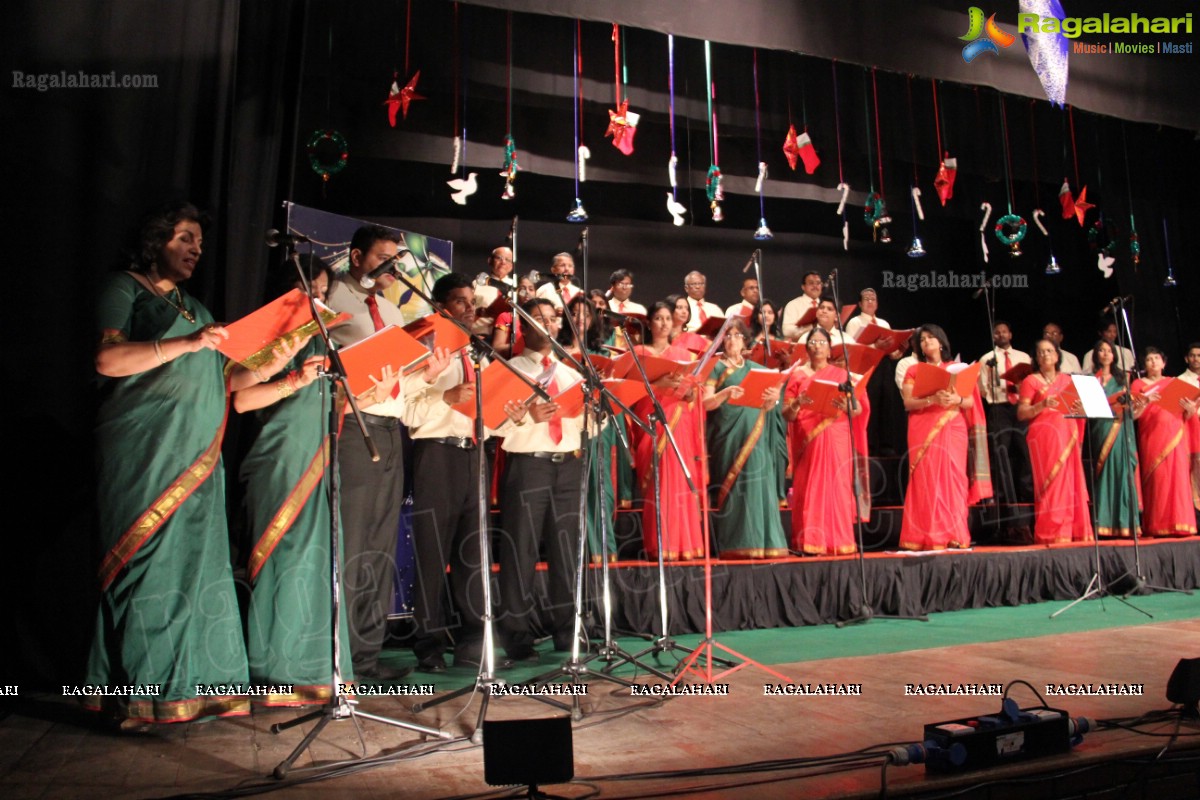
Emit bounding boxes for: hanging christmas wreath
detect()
[307,129,349,180]
[993,213,1027,246]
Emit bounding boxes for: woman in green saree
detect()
[1087,340,1141,538]
[703,318,789,558]
[89,202,291,725]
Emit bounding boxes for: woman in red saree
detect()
[899,325,974,550]
[1132,347,1199,537]
[632,301,705,560]
[783,326,861,555]
[1018,339,1094,544]
[667,293,711,355]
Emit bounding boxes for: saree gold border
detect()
[82,694,250,723]
[640,403,686,493]
[255,684,337,707]
[99,411,229,591]
[715,410,766,510]
[248,438,331,582]
[909,409,956,474]
[1143,429,1183,478]
[1095,420,1121,476]
[1041,426,1079,495]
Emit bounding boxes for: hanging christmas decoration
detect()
[666,35,684,226]
[447,172,478,205]
[1089,213,1117,277]
[1120,123,1141,267]
[832,62,849,249]
[384,71,424,125]
[500,134,519,200]
[1032,210,1060,274]
[751,48,771,239]
[704,40,723,222]
[307,129,349,182]
[1019,0,1069,107]
[931,80,957,206]
[1027,100,1054,272]
[863,68,890,243]
[1062,106,1091,226]
[979,202,993,262]
[904,76,926,257]
[907,188,926,257]
[994,96,1026,256]
[448,2,466,182]
[605,26,639,156]
[384,2,423,125]
[568,20,587,222]
[1162,218,1177,287]
[499,13,518,200]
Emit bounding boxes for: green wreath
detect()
[307,129,349,180]
[993,213,1027,245]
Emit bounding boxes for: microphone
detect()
[742,250,760,273]
[359,250,409,289]
[506,215,518,262]
[597,307,631,323]
[265,229,310,247]
[825,268,838,284]
[971,278,992,300]
[1102,295,1133,313]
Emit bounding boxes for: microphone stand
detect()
[384,270,551,745]
[270,247,448,781]
[600,317,705,680]
[1110,297,1191,601]
[746,248,771,360]
[829,268,927,627]
[977,274,1016,539]
[1051,376,1149,619]
[505,297,647,717]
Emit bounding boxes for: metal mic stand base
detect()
[515,650,640,721]
[411,672,506,745]
[270,693,449,779]
[1117,571,1193,601]
[835,605,928,628]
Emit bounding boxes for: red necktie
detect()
[364,294,385,332]
[619,301,627,313]
[462,351,477,441]
[542,355,563,445]
[561,287,571,305]
[697,302,707,325]
[1004,351,1018,404]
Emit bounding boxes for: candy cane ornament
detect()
[979,202,993,263]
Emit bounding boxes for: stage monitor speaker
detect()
[1166,657,1200,717]
[483,716,574,788]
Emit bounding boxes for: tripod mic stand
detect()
[1052,378,1148,619]
[270,246,448,781]
[1110,297,1193,602]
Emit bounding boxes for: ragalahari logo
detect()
[960,7,1016,62]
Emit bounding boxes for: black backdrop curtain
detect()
[3,0,297,684]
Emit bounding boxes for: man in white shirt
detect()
[1080,320,1136,375]
[724,276,760,319]
[781,271,825,340]
[682,271,724,332]
[1042,322,1081,374]
[607,268,647,315]
[325,224,451,681]
[400,272,499,673]
[976,320,1032,504]
[536,252,583,311]
[1181,342,1200,388]
[472,246,517,336]
[496,299,589,661]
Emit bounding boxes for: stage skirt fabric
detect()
[899,364,971,551]
[86,272,249,722]
[241,337,355,704]
[706,360,789,558]
[1133,378,1198,537]
[1021,373,1094,544]
[787,365,859,555]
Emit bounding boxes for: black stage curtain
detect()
[4,0,298,685]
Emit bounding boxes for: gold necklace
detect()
[147,271,196,323]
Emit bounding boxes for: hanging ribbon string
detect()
[1068,105,1081,189]
[861,68,890,242]
[752,49,771,239]
[566,19,587,221]
[832,62,845,187]
[1028,100,1041,208]
[404,0,412,74]
[932,79,943,168]
[664,34,683,225]
[905,75,925,256]
[450,2,459,173]
[872,69,885,200]
[612,24,621,105]
[499,11,518,200]
[993,95,1027,256]
[446,2,475,203]
[1121,122,1139,265]
[704,40,723,221]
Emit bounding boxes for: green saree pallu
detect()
[1087,376,1141,538]
[242,337,355,703]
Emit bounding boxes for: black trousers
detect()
[497,453,583,651]
[985,401,1033,504]
[338,415,404,674]
[410,440,486,661]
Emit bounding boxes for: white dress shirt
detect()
[537,281,583,310]
[684,297,724,332]
[501,351,588,453]
[781,294,821,340]
[325,273,408,418]
[977,346,1031,405]
[845,313,890,342]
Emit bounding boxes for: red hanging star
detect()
[782,124,801,171]
[384,71,425,126]
[1072,185,1094,226]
